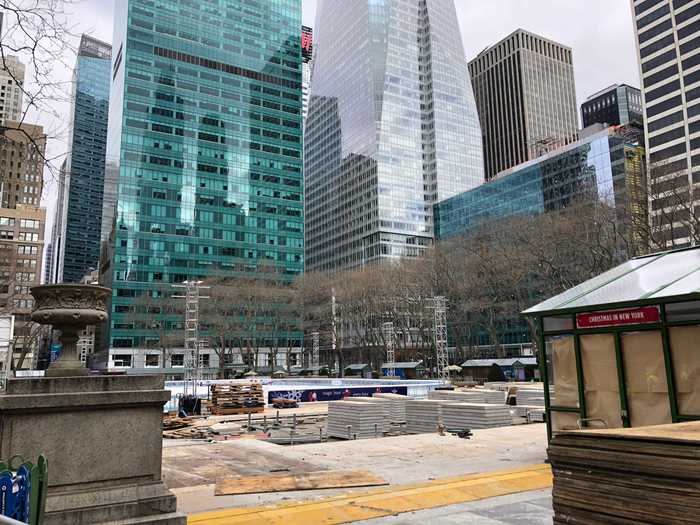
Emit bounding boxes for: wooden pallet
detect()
[210,383,265,411]
[210,406,265,416]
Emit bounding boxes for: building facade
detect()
[46,159,68,284]
[435,126,647,242]
[301,25,313,124]
[435,126,647,348]
[0,56,25,126]
[631,0,700,247]
[468,29,579,180]
[582,84,644,128]
[98,0,304,364]
[0,205,46,368]
[0,122,45,208]
[54,35,112,283]
[305,0,484,272]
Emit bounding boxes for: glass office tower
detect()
[101,0,304,352]
[56,35,111,283]
[304,0,484,272]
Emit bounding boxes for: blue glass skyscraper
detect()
[55,35,111,283]
[100,0,304,354]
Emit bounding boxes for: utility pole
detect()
[382,322,396,377]
[172,280,209,396]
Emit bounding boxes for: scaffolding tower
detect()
[382,322,396,377]
[311,331,320,368]
[431,296,448,379]
[172,280,209,396]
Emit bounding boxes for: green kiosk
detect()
[523,247,700,441]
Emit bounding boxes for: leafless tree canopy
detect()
[1,0,78,179]
[299,194,654,372]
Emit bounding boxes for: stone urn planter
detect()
[30,284,110,377]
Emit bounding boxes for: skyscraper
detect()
[301,26,313,124]
[0,121,46,368]
[581,84,644,129]
[99,0,303,359]
[468,29,579,180]
[0,56,25,126]
[631,0,700,247]
[54,35,111,283]
[305,0,484,272]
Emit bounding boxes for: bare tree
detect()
[1,0,78,178]
[126,285,183,367]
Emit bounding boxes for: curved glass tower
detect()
[304,0,484,272]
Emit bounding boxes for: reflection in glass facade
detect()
[435,126,646,348]
[57,35,112,283]
[305,0,484,272]
[435,127,646,243]
[100,0,303,351]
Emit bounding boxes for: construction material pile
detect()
[515,387,546,407]
[374,393,408,424]
[327,400,386,439]
[549,422,700,524]
[342,397,391,433]
[405,399,442,434]
[428,389,505,404]
[441,402,512,429]
[210,383,265,415]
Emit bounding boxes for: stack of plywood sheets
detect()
[428,389,505,404]
[342,397,391,432]
[405,399,442,434]
[549,422,700,524]
[428,390,487,403]
[441,402,512,429]
[373,393,409,424]
[327,400,386,439]
[515,387,546,407]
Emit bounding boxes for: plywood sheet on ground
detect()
[215,469,388,496]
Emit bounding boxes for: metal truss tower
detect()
[172,280,209,396]
[311,331,320,368]
[431,296,448,379]
[382,322,396,377]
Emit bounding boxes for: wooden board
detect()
[210,406,264,416]
[559,420,700,444]
[215,469,388,496]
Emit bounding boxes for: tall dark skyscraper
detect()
[54,35,112,283]
[631,0,700,247]
[99,0,304,358]
[469,29,579,180]
[305,0,484,272]
[581,84,644,129]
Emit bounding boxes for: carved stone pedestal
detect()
[0,375,186,524]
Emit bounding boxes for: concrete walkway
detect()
[187,464,552,524]
[349,489,553,524]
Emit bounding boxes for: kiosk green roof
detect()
[523,247,700,317]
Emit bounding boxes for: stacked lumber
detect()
[441,402,512,429]
[405,399,442,434]
[515,387,546,407]
[343,397,391,432]
[210,383,265,415]
[374,393,409,423]
[327,400,386,439]
[428,389,505,404]
[549,422,700,524]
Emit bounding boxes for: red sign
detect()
[301,26,313,62]
[576,306,660,329]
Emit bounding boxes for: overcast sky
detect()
[36,0,640,232]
